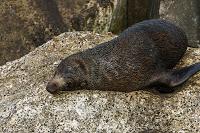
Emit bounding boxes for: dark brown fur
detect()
[46,19,200,94]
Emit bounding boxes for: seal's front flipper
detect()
[150,62,200,92]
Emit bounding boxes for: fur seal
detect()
[46,19,200,94]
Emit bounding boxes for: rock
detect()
[109,0,160,34]
[127,0,160,26]
[69,0,115,33]
[159,0,200,47]
[0,32,200,132]
[0,0,68,66]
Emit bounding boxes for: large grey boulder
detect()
[0,32,200,132]
[160,0,200,48]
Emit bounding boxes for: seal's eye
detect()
[66,81,73,88]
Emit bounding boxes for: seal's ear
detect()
[149,62,200,93]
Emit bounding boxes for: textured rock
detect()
[69,0,115,33]
[109,0,160,34]
[160,0,200,47]
[127,0,160,26]
[0,0,68,66]
[0,32,200,133]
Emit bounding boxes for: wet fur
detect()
[47,19,200,94]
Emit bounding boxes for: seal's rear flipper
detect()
[150,62,200,93]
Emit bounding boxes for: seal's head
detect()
[46,58,88,94]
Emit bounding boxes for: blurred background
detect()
[0,0,200,66]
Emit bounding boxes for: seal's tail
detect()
[149,62,200,93]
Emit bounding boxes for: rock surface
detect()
[0,0,67,65]
[0,32,200,132]
[127,0,160,26]
[160,0,200,48]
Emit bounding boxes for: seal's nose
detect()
[46,82,59,94]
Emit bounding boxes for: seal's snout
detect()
[46,75,66,94]
[46,82,59,94]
